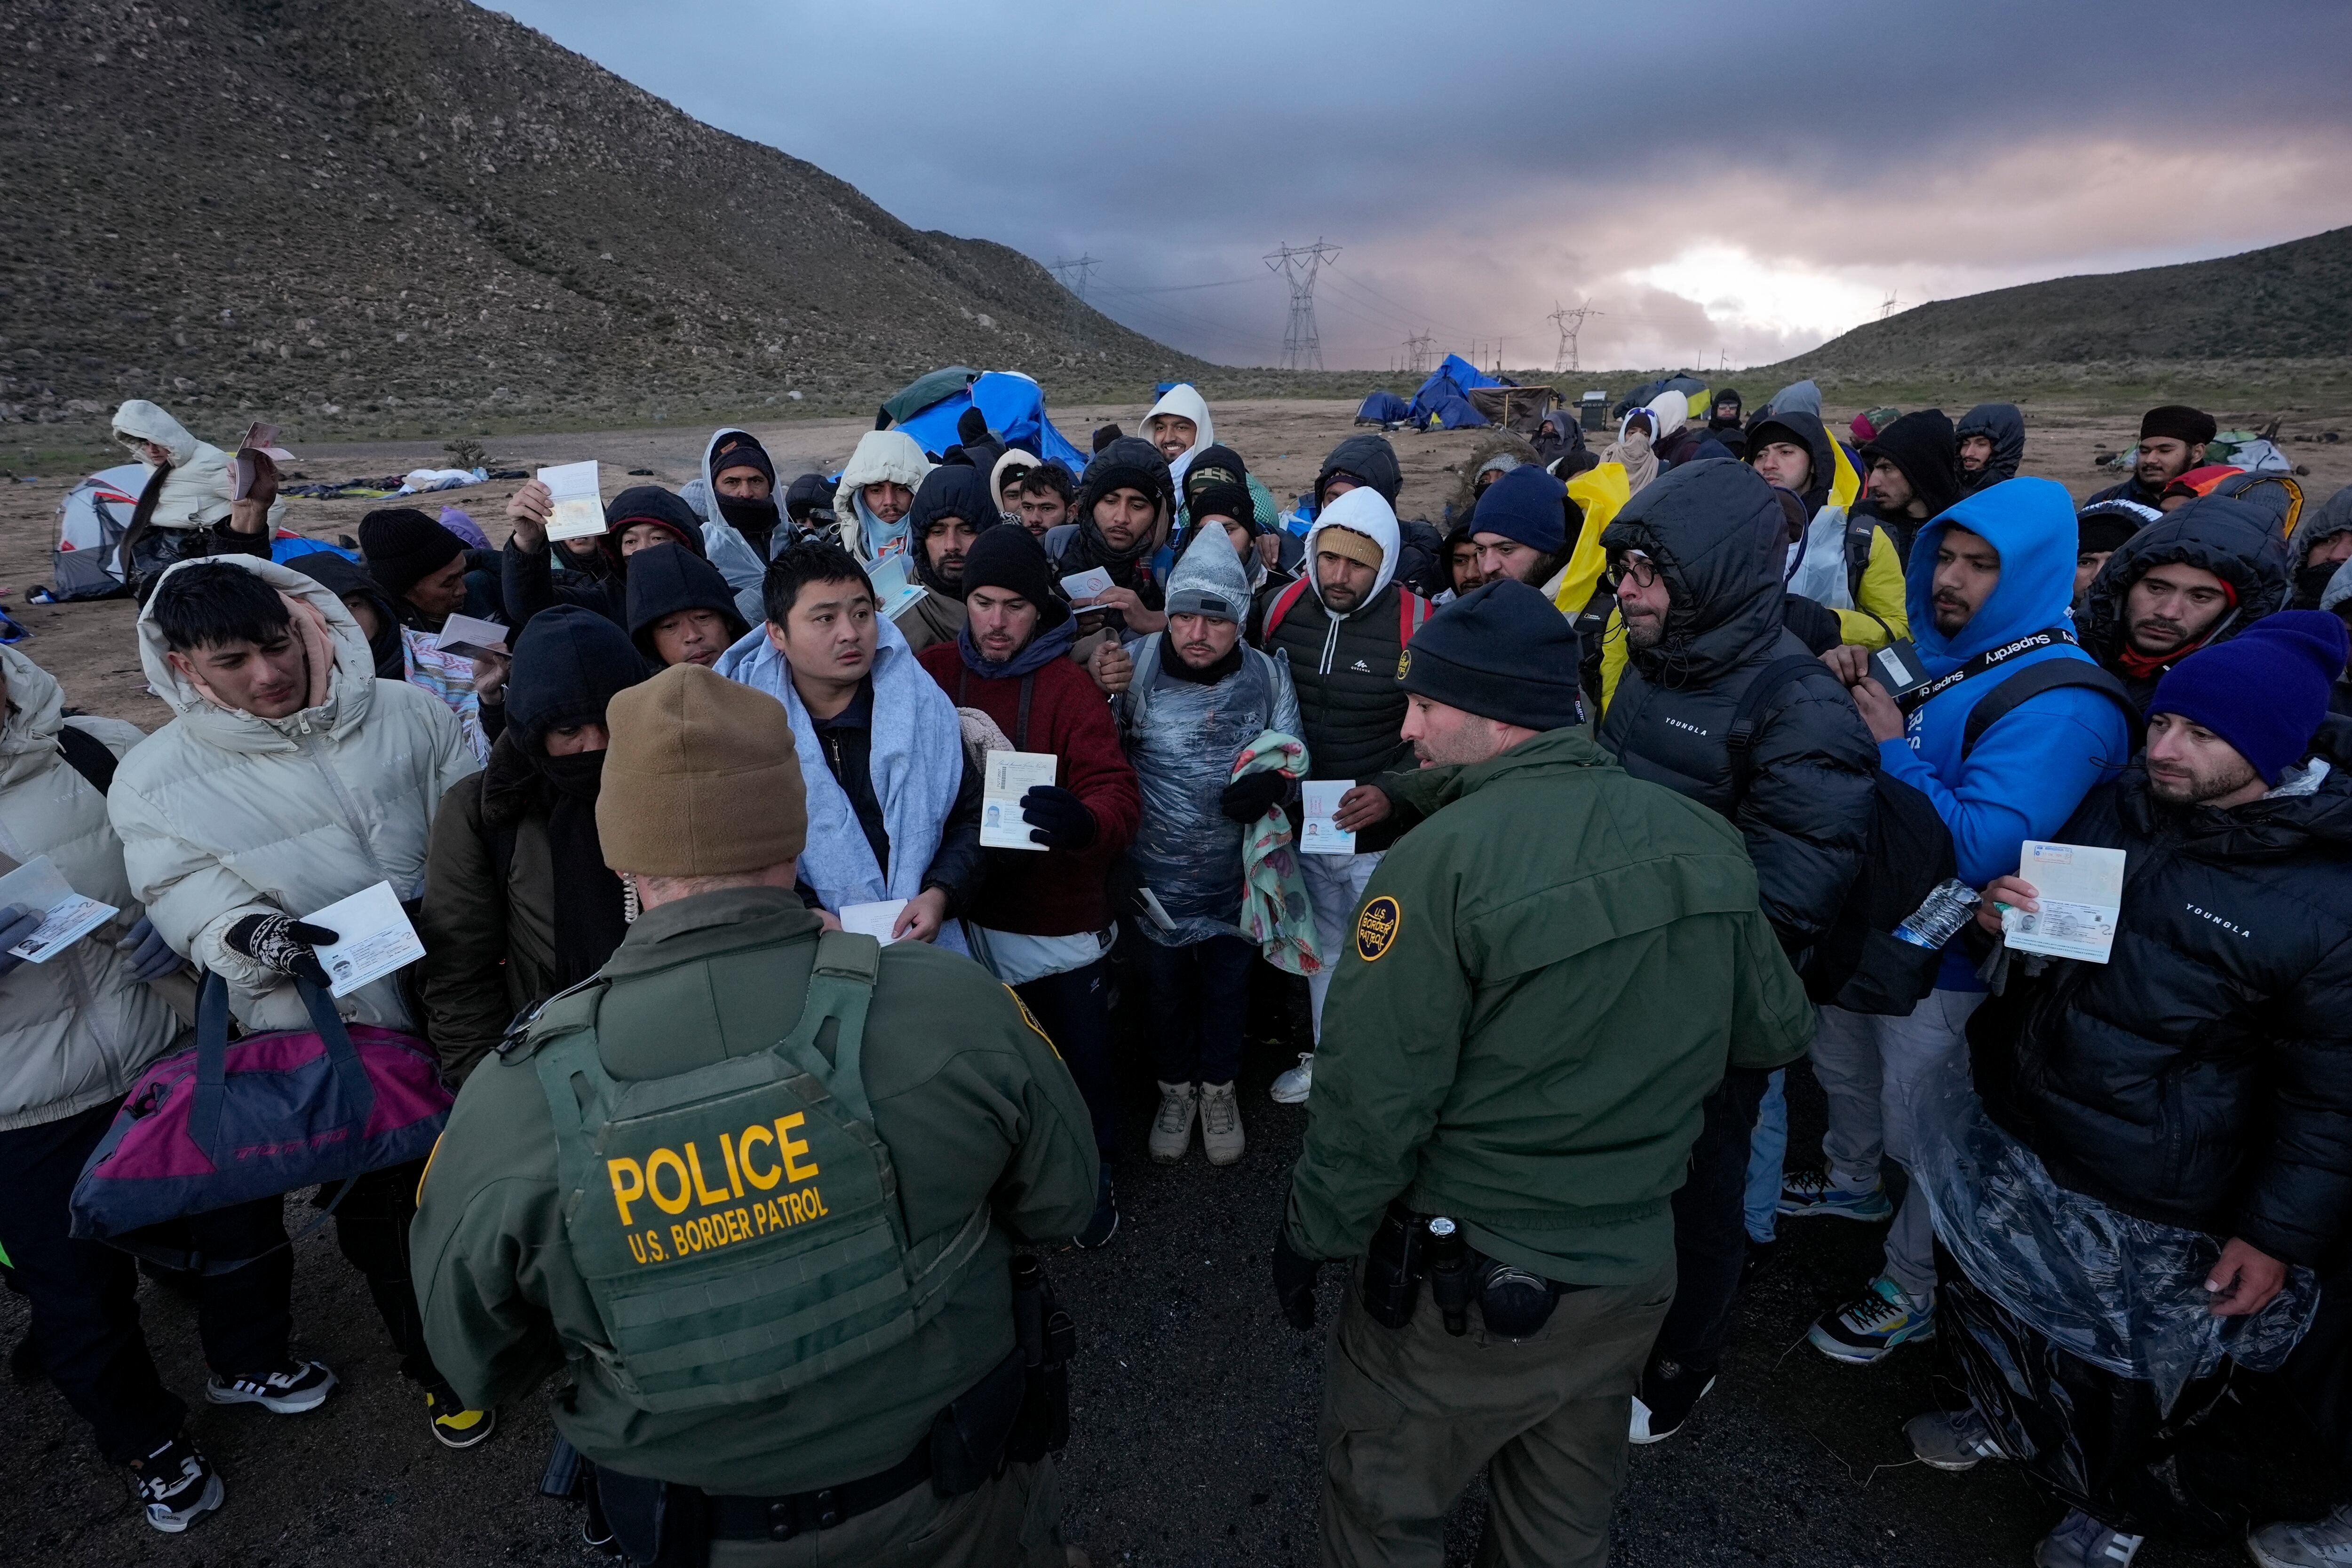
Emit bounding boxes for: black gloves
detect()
[224,913,339,987]
[1019,785,1097,852]
[1220,771,1290,824]
[1273,1228,1324,1331]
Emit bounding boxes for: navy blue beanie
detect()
[2149,609,2348,783]
[1469,464,1569,554]
[1398,578,1583,731]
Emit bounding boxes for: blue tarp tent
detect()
[1421,394,1488,430]
[1406,354,1508,427]
[1356,390,1410,425]
[890,370,1089,471]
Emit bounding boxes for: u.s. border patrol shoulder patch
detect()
[1354,895,1402,961]
[1007,986,1062,1059]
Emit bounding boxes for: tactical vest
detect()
[525,930,991,1413]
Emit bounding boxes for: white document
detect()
[539,460,605,540]
[865,553,931,622]
[432,612,509,660]
[303,881,427,998]
[1298,781,1357,855]
[0,855,119,964]
[839,899,908,945]
[2001,840,2127,964]
[980,751,1060,851]
[1058,567,1114,605]
[1136,886,1178,934]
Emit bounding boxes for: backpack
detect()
[1728,643,2134,1015]
[56,721,120,797]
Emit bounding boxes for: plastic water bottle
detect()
[1892,879,1981,950]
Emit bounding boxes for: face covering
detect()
[2295,561,2342,610]
[718,493,781,545]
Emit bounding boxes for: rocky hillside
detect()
[0,0,1200,438]
[1772,225,2352,383]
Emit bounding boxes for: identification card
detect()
[1872,638,1931,698]
[0,855,119,963]
[838,899,908,945]
[1299,781,1356,855]
[865,553,931,622]
[539,460,606,540]
[1058,567,1114,605]
[433,612,510,660]
[2000,840,2127,964]
[303,881,427,997]
[980,752,1059,851]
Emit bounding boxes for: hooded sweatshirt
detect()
[1955,403,2026,494]
[502,486,708,637]
[1856,409,1962,561]
[1601,410,1661,494]
[1045,437,1178,641]
[109,398,285,531]
[900,464,1000,653]
[1141,383,1215,491]
[688,428,787,626]
[2082,497,2292,713]
[831,429,933,565]
[1748,407,1907,648]
[2296,484,2352,610]
[623,545,749,667]
[1890,479,2135,986]
[110,555,479,1031]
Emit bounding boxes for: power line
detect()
[1050,254,1100,349]
[1547,300,1603,373]
[1264,238,1340,372]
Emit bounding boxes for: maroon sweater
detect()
[919,641,1140,936]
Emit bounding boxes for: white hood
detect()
[1644,389,1689,440]
[1302,485,1401,617]
[112,399,200,466]
[831,430,934,563]
[111,399,236,530]
[988,447,1041,516]
[135,554,379,752]
[1142,384,1214,489]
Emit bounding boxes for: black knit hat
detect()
[358,507,467,597]
[2140,404,2218,446]
[1190,481,1259,535]
[1076,436,1176,525]
[1182,443,1250,502]
[1398,578,1583,732]
[1859,409,1961,516]
[956,406,991,445]
[708,430,775,487]
[958,523,1070,630]
[1091,423,1124,455]
[784,471,835,523]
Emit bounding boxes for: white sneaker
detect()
[130,1438,224,1533]
[1270,1053,1313,1105]
[1199,1081,1245,1166]
[2250,1504,2352,1567]
[2034,1508,2143,1568]
[205,1358,336,1414]
[1149,1082,1198,1164]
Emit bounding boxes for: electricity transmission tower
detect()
[1051,255,1100,348]
[1264,239,1339,372]
[1548,301,1603,373]
[1879,289,1903,320]
[1402,331,1433,375]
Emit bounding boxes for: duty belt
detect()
[706,1440,933,1542]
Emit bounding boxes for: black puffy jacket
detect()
[1955,403,2025,494]
[1597,459,1880,950]
[1971,758,2352,1267]
[2083,496,2292,715]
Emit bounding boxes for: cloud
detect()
[491,0,2352,371]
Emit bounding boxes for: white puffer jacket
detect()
[831,429,933,565]
[0,647,179,1131]
[109,556,479,1033]
[108,398,294,531]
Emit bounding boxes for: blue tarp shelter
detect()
[1421,394,1488,430]
[889,370,1089,471]
[1406,354,1508,427]
[1356,390,1410,425]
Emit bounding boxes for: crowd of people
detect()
[2,377,2350,1568]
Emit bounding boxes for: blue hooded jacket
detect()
[1888,478,2133,987]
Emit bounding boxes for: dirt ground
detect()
[6,396,2348,726]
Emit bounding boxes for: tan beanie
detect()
[1315,525,1383,570]
[596,664,807,876]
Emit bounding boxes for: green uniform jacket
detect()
[1283,729,1812,1285]
[410,887,1099,1495]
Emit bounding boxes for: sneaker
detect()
[1199,1082,1245,1166]
[1629,1357,1716,1444]
[425,1385,497,1449]
[2250,1504,2352,1567]
[205,1358,337,1413]
[1779,1167,1894,1222]
[1904,1406,2004,1471]
[130,1437,224,1533]
[1270,1053,1313,1105]
[2035,1508,2143,1568]
[1072,1165,1119,1250]
[1149,1081,1198,1164]
[1807,1276,1934,1364]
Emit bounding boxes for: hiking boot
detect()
[1904,1406,2004,1471]
[1149,1082,1198,1164]
[2035,1508,2143,1568]
[425,1384,497,1450]
[1199,1082,1244,1166]
[1629,1357,1716,1445]
[1778,1167,1894,1222]
[1072,1165,1119,1250]
[130,1436,224,1534]
[1807,1277,1934,1364]
[1270,1053,1313,1105]
[205,1358,336,1413]
[2249,1504,2352,1568]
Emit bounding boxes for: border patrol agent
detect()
[412,663,1099,1566]
[1271,581,1812,1568]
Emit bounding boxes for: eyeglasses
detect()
[1611,555,1659,591]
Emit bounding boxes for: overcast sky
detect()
[497,0,2352,374]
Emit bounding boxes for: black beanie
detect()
[1859,409,1961,516]
[1398,579,1584,732]
[358,507,467,597]
[2141,404,2218,446]
[1190,481,1258,535]
[1091,423,1124,455]
[785,471,834,523]
[2076,499,2156,557]
[957,406,991,445]
[708,431,775,487]
[958,523,1070,630]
